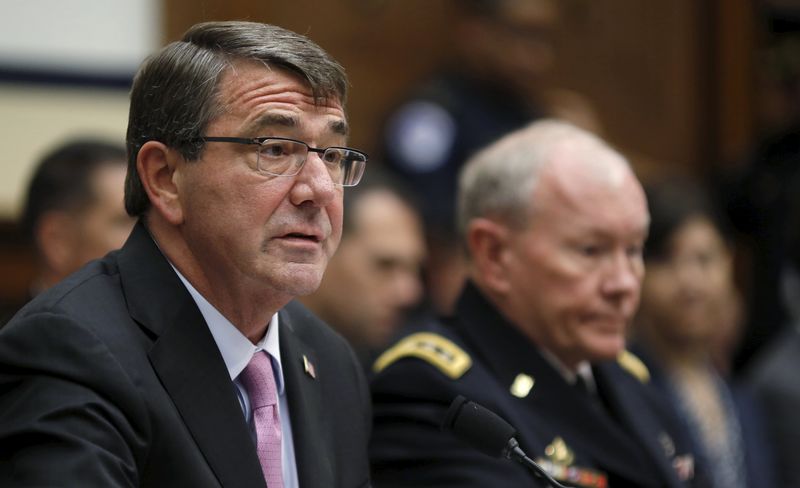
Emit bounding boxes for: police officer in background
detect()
[379,0,561,315]
[370,120,709,488]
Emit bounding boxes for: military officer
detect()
[370,120,708,488]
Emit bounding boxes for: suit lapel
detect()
[119,222,265,488]
[279,308,334,488]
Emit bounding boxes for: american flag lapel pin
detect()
[303,354,316,379]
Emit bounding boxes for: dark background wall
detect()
[165,0,757,178]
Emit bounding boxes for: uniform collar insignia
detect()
[544,436,574,465]
[510,373,535,398]
[302,354,316,379]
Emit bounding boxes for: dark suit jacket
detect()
[370,282,708,488]
[0,222,371,487]
[745,325,800,487]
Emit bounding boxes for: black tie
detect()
[574,374,591,396]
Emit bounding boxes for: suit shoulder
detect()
[282,300,346,339]
[8,261,123,328]
[281,300,355,357]
[283,300,326,328]
[373,331,472,380]
[745,327,800,382]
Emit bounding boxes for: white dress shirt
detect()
[173,267,299,487]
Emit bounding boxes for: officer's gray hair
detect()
[125,21,348,217]
[456,119,625,252]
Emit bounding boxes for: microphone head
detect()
[442,395,518,458]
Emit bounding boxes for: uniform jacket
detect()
[370,282,708,488]
[0,221,371,488]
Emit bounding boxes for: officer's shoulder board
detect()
[617,350,650,383]
[373,332,472,379]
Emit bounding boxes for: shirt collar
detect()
[170,264,285,394]
[539,347,596,391]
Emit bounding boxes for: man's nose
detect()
[290,152,337,207]
[602,250,642,297]
[390,268,424,307]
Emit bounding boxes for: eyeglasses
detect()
[199,136,368,187]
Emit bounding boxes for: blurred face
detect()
[310,190,425,348]
[68,163,134,270]
[474,0,558,95]
[173,61,345,301]
[500,155,649,369]
[640,217,733,345]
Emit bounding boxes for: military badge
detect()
[534,437,608,488]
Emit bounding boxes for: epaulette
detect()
[373,332,472,379]
[617,350,650,383]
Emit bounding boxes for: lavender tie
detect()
[240,352,284,488]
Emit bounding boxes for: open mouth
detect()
[283,232,321,243]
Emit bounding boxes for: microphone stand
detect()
[504,438,570,488]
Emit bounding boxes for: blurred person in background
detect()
[0,138,133,324]
[300,169,426,369]
[379,0,602,315]
[631,178,775,488]
[744,170,800,488]
[720,21,800,369]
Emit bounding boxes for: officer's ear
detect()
[466,217,513,294]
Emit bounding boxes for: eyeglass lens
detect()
[256,139,366,186]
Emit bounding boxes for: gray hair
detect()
[124,21,348,216]
[456,119,625,251]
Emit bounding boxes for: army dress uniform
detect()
[370,282,708,488]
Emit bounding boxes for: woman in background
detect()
[631,178,775,488]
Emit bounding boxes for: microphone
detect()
[442,395,570,488]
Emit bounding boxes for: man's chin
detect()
[293,281,324,298]
[278,265,325,297]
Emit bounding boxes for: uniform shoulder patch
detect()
[617,350,650,383]
[373,332,472,379]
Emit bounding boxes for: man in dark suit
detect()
[745,326,800,486]
[0,21,371,487]
[370,120,707,487]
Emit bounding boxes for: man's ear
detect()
[466,218,512,294]
[137,141,184,225]
[36,211,78,276]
